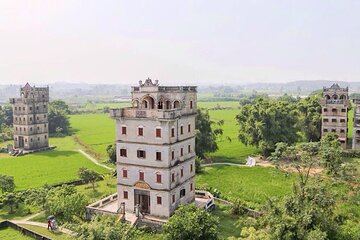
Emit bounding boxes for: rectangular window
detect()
[120,149,127,157]
[323,118,328,122]
[340,129,345,133]
[190,164,193,172]
[171,151,175,160]
[332,108,337,113]
[156,152,162,161]
[156,174,162,183]
[123,191,128,199]
[156,128,161,138]
[340,119,345,123]
[341,108,346,112]
[122,126,127,135]
[29,107,32,111]
[188,145,191,153]
[323,108,327,112]
[45,135,47,139]
[190,183,193,191]
[137,150,146,158]
[331,129,336,133]
[190,101,193,109]
[123,169,128,178]
[139,172,144,181]
[332,119,337,123]
[323,128,328,132]
[181,169,184,177]
[180,148,183,157]
[180,126,184,135]
[171,128,175,137]
[171,173,175,182]
[138,127,144,136]
[157,196,162,205]
[180,189,186,198]
[172,194,175,203]
[188,124,191,133]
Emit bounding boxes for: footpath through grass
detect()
[70,114,115,160]
[0,137,110,190]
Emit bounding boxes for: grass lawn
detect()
[0,205,40,222]
[0,137,110,190]
[196,166,296,206]
[19,224,73,240]
[70,114,115,160]
[213,203,241,239]
[348,107,354,139]
[0,227,34,240]
[208,109,259,163]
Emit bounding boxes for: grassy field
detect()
[196,166,297,206]
[0,227,34,240]
[70,103,258,164]
[0,137,110,190]
[208,109,259,163]
[348,107,354,138]
[19,224,73,240]
[70,114,116,160]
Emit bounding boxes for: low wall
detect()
[0,220,51,240]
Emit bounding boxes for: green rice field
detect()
[0,137,110,190]
[196,165,297,205]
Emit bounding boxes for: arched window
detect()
[142,95,155,109]
[173,100,180,109]
[332,94,338,100]
[165,100,171,109]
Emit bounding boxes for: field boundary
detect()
[78,149,114,170]
[73,135,103,160]
[0,220,51,240]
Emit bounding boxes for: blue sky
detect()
[0,0,359,85]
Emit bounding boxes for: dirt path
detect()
[78,149,114,170]
[12,220,74,235]
[21,211,45,222]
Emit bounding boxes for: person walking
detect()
[47,219,52,230]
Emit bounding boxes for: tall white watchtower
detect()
[110,78,197,218]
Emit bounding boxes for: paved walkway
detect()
[78,149,114,170]
[12,220,74,235]
[21,211,45,222]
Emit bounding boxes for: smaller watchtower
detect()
[9,83,49,152]
[320,83,349,149]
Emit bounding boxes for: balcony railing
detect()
[110,107,196,119]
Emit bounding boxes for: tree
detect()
[45,185,87,222]
[319,133,343,176]
[163,204,219,240]
[78,167,101,191]
[0,192,22,213]
[24,187,48,209]
[0,175,15,193]
[196,109,218,158]
[297,95,322,142]
[48,100,70,135]
[264,147,337,240]
[73,215,140,240]
[106,144,116,164]
[236,98,298,156]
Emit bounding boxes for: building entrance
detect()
[134,190,150,214]
[18,136,24,148]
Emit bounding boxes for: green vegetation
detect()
[0,204,40,222]
[196,166,297,206]
[70,114,115,160]
[208,109,259,163]
[0,137,109,190]
[348,107,354,139]
[19,224,73,240]
[214,204,240,239]
[0,227,33,240]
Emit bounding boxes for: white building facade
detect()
[110,78,197,218]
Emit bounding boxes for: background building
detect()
[352,99,360,149]
[320,83,349,149]
[9,83,49,151]
[110,78,197,218]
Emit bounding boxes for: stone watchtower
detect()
[320,83,349,149]
[110,78,197,218]
[352,99,360,149]
[9,83,49,152]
